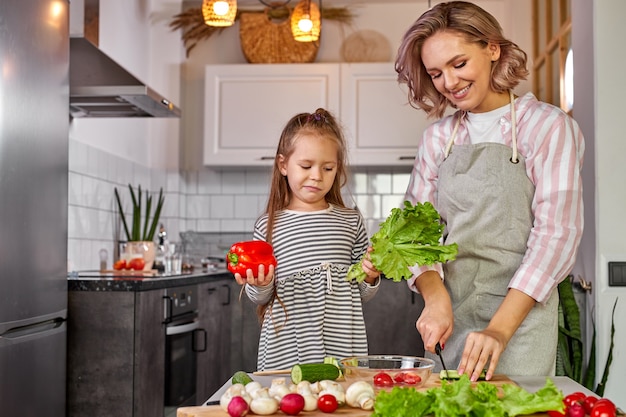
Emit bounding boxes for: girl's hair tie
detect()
[307,113,327,123]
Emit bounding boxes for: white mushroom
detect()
[245,381,263,395]
[220,383,251,411]
[269,378,291,400]
[345,381,376,410]
[250,387,271,400]
[249,396,280,415]
[302,394,319,411]
[318,380,345,405]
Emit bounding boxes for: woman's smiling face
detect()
[421,30,507,113]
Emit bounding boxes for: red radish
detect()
[279,393,305,415]
[227,396,249,417]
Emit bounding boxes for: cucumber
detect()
[232,370,253,385]
[439,370,486,380]
[323,356,343,378]
[291,363,340,384]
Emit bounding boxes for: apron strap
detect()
[443,91,519,162]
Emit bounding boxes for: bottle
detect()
[154,224,167,273]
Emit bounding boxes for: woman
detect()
[396,1,584,380]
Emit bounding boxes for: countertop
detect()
[204,373,596,404]
[67,267,233,291]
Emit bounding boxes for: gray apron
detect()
[427,92,558,376]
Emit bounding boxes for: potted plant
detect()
[114,184,165,271]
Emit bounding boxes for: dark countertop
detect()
[67,268,233,291]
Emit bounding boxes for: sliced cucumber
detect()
[323,356,343,378]
[439,370,486,380]
[291,363,340,384]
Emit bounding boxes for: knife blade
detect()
[435,342,449,378]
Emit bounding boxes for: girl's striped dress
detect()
[245,204,380,371]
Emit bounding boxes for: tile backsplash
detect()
[68,140,412,271]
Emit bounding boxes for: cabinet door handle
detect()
[222,284,231,306]
[193,328,207,352]
[260,156,274,160]
[398,156,416,160]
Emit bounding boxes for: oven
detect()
[163,285,206,417]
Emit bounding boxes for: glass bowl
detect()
[339,355,435,389]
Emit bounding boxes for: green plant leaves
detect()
[114,184,165,242]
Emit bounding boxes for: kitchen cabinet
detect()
[203,64,340,166]
[203,63,427,167]
[197,277,261,400]
[67,289,165,417]
[341,63,429,165]
[362,278,425,356]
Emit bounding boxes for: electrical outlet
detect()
[608,261,626,286]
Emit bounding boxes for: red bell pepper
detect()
[226,240,277,277]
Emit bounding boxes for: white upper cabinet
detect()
[340,63,427,166]
[203,63,428,167]
[203,64,340,166]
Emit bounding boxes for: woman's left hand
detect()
[457,289,536,381]
[457,329,507,381]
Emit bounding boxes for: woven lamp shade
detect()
[290,0,321,42]
[202,0,237,27]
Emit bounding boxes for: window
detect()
[532,0,572,113]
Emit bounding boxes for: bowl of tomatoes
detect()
[339,355,435,390]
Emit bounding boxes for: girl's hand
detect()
[234,264,275,286]
[361,247,380,284]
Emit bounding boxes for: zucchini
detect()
[232,370,253,385]
[439,370,486,380]
[291,363,340,384]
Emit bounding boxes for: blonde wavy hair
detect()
[395,1,529,119]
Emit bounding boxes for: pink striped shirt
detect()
[405,92,585,304]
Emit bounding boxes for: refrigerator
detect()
[0,1,69,416]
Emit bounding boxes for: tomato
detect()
[113,259,127,270]
[591,399,617,417]
[128,257,145,271]
[373,372,394,387]
[317,394,338,413]
[547,410,566,417]
[564,392,586,408]
[393,371,421,385]
[583,395,599,414]
[567,403,585,417]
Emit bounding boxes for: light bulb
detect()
[213,1,230,16]
[298,17,313,33]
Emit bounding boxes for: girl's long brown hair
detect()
[395,1,529,119]
[256,108,350,324]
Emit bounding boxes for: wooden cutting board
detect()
[176,374,549,417]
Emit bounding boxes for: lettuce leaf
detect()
[347,201,458,282]
[371,375,565,417]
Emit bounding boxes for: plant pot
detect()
[120,241,156,271]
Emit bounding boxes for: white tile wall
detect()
[68,140,412,271]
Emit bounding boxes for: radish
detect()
[279,393,305,415]
[227,396,249,417]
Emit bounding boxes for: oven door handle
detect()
[166,320,200,336]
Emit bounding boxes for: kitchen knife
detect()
[435,342,449,378]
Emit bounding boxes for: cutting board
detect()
[176,374,550,417]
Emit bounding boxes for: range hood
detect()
[69,0,181,118]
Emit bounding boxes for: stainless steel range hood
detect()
[69,0,181,118]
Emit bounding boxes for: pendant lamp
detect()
[290,0,321,42]
[202,0,237,27]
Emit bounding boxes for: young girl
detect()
[396,2,584,380]
[233,108,380,371]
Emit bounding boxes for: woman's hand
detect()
[234,263,275,286]
[413,271,454,354]
[457,289,536,381]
